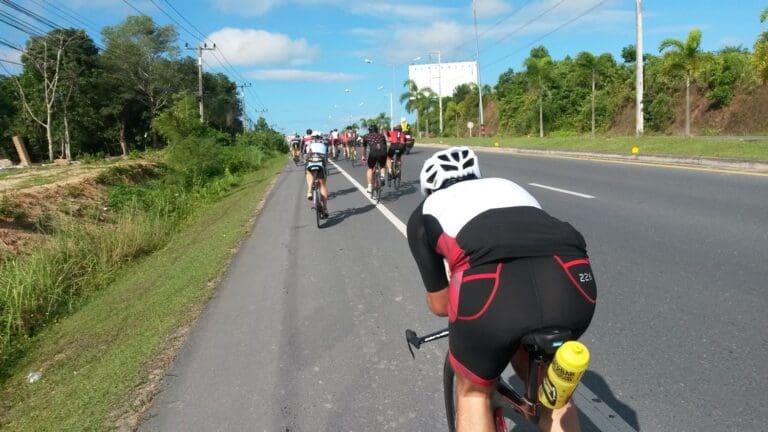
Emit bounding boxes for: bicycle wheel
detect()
[394,163,401,189]
[444,354,457,432]
[314,185,322,228]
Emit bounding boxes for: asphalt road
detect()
[142,147,768,431]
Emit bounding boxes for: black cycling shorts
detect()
[387,144,404,158]
[448,255,597,386]
[367,153,387,169]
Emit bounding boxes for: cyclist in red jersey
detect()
[387,124,406,177]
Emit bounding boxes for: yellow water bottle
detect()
[538,341,590,409]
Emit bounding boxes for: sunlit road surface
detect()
[142,148,767,431]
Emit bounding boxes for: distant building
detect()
[408,61,478,98]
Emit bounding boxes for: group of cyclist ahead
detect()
[288,118,413,205]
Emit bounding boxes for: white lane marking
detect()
[332,160,634,432]
[329,160,407,237]
[528,183,595,199]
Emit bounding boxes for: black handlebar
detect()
[405,328,449,358]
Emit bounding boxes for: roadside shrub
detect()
[646,94,675,132]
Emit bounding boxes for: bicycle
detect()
[306,153,327,228]
[405,326,574,431]
[389,149,402,190]
[369,160,384,203]
[349,143,357,168]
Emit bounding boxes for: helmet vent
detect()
[437,154,450,162]
[441,164,459,171]
[462,159,475,169]
[426,172,437,183]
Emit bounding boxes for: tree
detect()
[755,8,768,84]
[659,29,707,137]
[0,76,19,159]
[524,46,553,137]
[101,16,179,151]
[621,45,636,64]
[445,100,461,137]
[575,52,616,136]
[16,29,86,160]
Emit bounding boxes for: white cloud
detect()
[210,0,455,20]
[205,28,319,66]
[214,0,279,15]
[245,69,363,82]
[384,21,472,63]
[0,47,22,74]
[473,0,512,19]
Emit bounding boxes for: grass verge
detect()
[0,156,285,431]
[418,136,768,161]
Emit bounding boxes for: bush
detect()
[646,94,675,132]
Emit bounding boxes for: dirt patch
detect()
[0,162,155,261]
[609,84,768,136]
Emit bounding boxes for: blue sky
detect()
[1,0,766,133]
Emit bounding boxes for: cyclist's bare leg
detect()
[454,372,494,432]
[510,347,581,432]
[366,167,374,188]
[538,401,581,432]
[305,171,314,198]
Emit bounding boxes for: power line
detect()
[119,0,148,17]
[0,10,47,35]
[485,0,611,69]
[480,0,567,56]
[0,58,22,66]
[1,0,60,30]
[452,0,536,58]
[161,0,210,43]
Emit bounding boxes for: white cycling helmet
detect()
[419,146,481,196]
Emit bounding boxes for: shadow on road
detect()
[328,187,357,200]
[322,204,376,228]
[580,371,640,431]
[499,370,639,432]
[380,179,419,202]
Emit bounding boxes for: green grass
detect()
[419,136,768,161]
[0,156,285,431]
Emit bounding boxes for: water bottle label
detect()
[552,360,578,382]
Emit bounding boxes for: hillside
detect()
[611,84,768,136]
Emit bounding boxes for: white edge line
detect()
[332,160,634,432]
[529,183,595,199]
[329,160,407,237]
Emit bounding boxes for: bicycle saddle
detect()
[520,327,573,355]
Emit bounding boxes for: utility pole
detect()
[236,82,252,129]
[430,51,443,134]
[635,0,644,136]
[186,42,216,123]
[472,0,484,134]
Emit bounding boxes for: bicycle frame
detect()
[405,328,556,427]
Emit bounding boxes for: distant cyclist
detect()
[301,129,314,155]
[305,131,329,218]
[290,132,301,159]
[407,146,597,432]
[387,124,406,178]
[362,124,388,194]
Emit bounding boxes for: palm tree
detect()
[445,100,461,137]
[575,52,615,137]
[400,79,420,133]
[659,29,706,137]
[524,49,553,138]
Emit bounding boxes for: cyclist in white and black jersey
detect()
[407,146,597,432]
